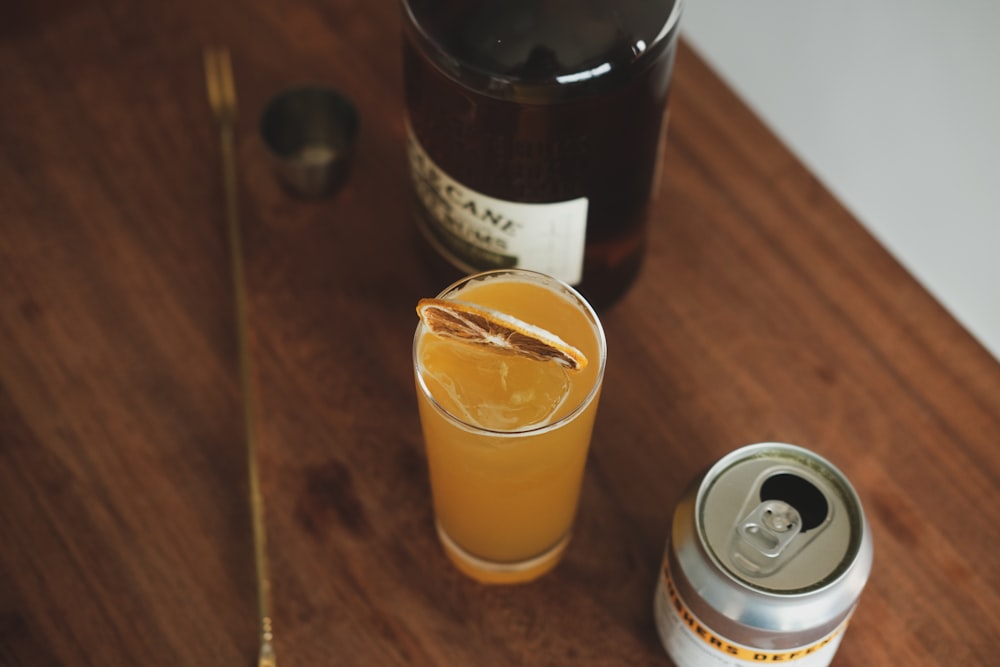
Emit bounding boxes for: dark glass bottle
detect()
[402,0,682,308]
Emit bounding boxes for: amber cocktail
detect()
[413,269,606,584]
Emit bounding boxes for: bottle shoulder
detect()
[402,0,682,99]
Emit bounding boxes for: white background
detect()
[681,0,1000,360]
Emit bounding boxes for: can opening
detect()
[760,473,828,532]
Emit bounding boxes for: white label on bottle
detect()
[654,568,850,667]
[406,123,589,285]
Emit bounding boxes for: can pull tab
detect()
[729,500,802,577]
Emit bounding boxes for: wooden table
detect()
[2,2,998,665]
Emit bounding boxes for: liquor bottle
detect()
[401,0,682,308]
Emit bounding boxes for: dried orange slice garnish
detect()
[416,298,587,371]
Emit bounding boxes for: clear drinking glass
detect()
[413,269,607,584]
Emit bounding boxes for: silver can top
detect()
[698,443,864,593]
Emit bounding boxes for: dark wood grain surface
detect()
[2,2,998,665]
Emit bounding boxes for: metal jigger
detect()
[260,85,359,198]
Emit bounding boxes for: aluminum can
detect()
[654,442,873,666]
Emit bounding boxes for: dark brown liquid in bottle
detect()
[403,0,680,308]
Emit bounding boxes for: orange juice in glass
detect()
[413,269,606,584]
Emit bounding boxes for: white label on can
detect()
[406,122,589,286]
[655,567,849,666]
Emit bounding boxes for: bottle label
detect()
[406,122,589,285]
